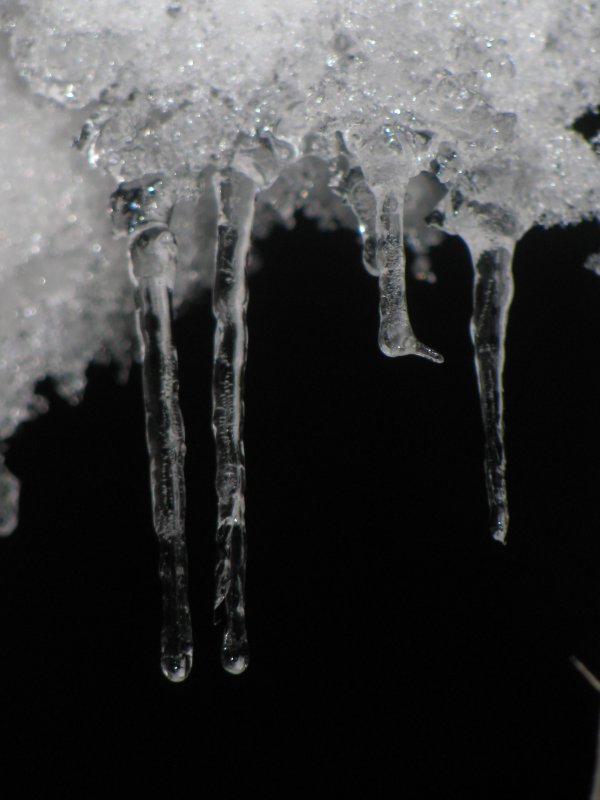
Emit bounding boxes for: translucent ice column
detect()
[112,175,193,682]
[212,171,256,675]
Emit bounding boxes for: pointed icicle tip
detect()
[0,457,20,536]
[378,335,444,363]
[467,240,515,545]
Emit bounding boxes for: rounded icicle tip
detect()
[0,458,20,536]
[221,652,249,677]
[221,630,249,676]
[161,652,193,683]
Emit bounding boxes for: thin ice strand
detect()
[331,132,378,276]
[469,243,514,543]
[212,170,255,675]
[113,176,193,682]
[0,455,19,535]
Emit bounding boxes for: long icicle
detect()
[212,170,255,675]
[469,242,514,544]
[112,175,193,682]
[376,189,443,362]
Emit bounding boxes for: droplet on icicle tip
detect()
[221,631,249,676]
[161,651,193,683]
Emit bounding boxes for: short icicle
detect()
[212,170,255,675]
[468,241,514,544]
[112,175,193,682]
[590,711,600,800]
[571,657,600,800]
[331,132,378,276]
[0,455,19,536]
[376,189,443,362]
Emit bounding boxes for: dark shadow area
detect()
[573,106,600,146]
[1,214,600,796]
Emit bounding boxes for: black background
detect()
[2,216,600,796]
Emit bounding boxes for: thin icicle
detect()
[571,658,600,800]
[469,242,514,544]
[376,190,443,362]
[330,132,378,276]
[212,170,255,675]
[112,175,193,682]
[0,455,19,535]
[590,713,600,800]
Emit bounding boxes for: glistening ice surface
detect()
[0,1,599,670]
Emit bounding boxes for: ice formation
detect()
[0,1,599,685]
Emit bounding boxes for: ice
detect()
[0,454,19,535]
[375,187,443,361]
[1,1,598,449]
[112,174,193,682]
[0,0,599,682]
[468,242,514,544]
[212,171,255,676]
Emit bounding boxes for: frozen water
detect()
[0,1,599,676]
[212,170,254,676]
[1,0,599,442]
[112,174,193,682]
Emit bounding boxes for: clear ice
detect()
[112,175,193,682]
[212,171,255,676]
[469,244,514,544]
[330,133,378,277]
[375,189,443,362]
[0,0,599,714]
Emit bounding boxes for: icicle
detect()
[212,170,255,675]
[330,132,378,276]
[376,190,443,362]
[0,455,19,536]
[571,658,600,800]
[468,242,514,544]
[590,718,600,800]
[111,175,193,682]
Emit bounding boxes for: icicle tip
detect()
[221,631,249,676]
[378,332,444,364]
[161,652,193,683]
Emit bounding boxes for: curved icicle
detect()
[469,243,514,544]
[376,190,443,362]
[112,176,193,682]
[212,170,255,675]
